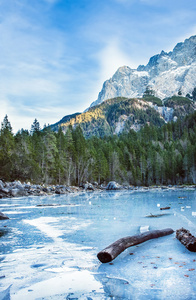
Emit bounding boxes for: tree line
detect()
[0,112,195,186]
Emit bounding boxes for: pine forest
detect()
[0,111,196,186]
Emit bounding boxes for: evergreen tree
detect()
[13,129,38,181]
[42,128,58,184]
[143,86,155,97]
[192,87,196,101]
[64,126,76,185]
[72,126,88,184]
[55,127,68,184]
[0,115,15,180]
[31,118,41,134]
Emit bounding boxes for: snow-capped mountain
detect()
[90,35,196,108]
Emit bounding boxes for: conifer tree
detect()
[42,128,58,184]
[0,115,15,180]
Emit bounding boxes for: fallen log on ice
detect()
[176,228,196,252]
[97,228,174,263]
[145,213,168,218]
[160,206,170,210]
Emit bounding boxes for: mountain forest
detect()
[0,109,195,186]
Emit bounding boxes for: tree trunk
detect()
[97,228,174,263]
[176,228,196,252]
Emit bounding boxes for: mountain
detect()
[51,96,196,138]
[49,112,81,131]
[89,35,196,108]
[49,35,196,137]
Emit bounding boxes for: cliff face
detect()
[89,36,196,108]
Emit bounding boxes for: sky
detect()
[0,0,196,133]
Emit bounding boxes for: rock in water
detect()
[106,181,121,190]
[0,212,9,220]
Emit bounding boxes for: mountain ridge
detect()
[49,35,196,137]
[50,96,196,138]
[89,35,196,108]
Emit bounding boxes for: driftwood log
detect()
[97,228,174,263]
[145,213,168,218]
[176,228,196,252]
[160,206,170,210]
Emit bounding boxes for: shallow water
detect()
[0,188,196,299]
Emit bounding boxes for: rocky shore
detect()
[0,180,195,200]
[0,180,103,199]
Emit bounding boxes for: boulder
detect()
[106,181,122,190]
[0,211,9,220]
[65,186,72,193]
[80,182,95,191]
[55,185,67,194]
[10,188,27,197]
[42,187,49,193]
[1,188,10,195]
[85,183,95,191]
[24,183,31,191]
[0,180,4,190]
[10,188,20,197]
[31,185,42,190]
[100,184,106,189]
[12,180,22,187]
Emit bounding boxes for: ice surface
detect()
[0,189,196,299]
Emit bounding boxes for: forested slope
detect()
[0,112,195,186]
[49,96,196,138]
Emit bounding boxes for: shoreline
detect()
[0,179,195,200]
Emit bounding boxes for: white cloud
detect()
[86,38,137,102]
[0,1,76,132]
[97,38,137,80]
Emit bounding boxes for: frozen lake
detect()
[0,188,196,299]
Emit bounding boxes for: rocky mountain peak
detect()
[171,35,196,66]
[115,65,133,75]
[88,35,196,108]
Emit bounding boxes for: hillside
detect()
[50,96,196,138]
[49,112,81,132]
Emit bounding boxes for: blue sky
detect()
[0,0,196,132]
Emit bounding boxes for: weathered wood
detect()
[160,206,170,210]
[97,228,174,263]
[176,228,196,252]
[145,213,168,218]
